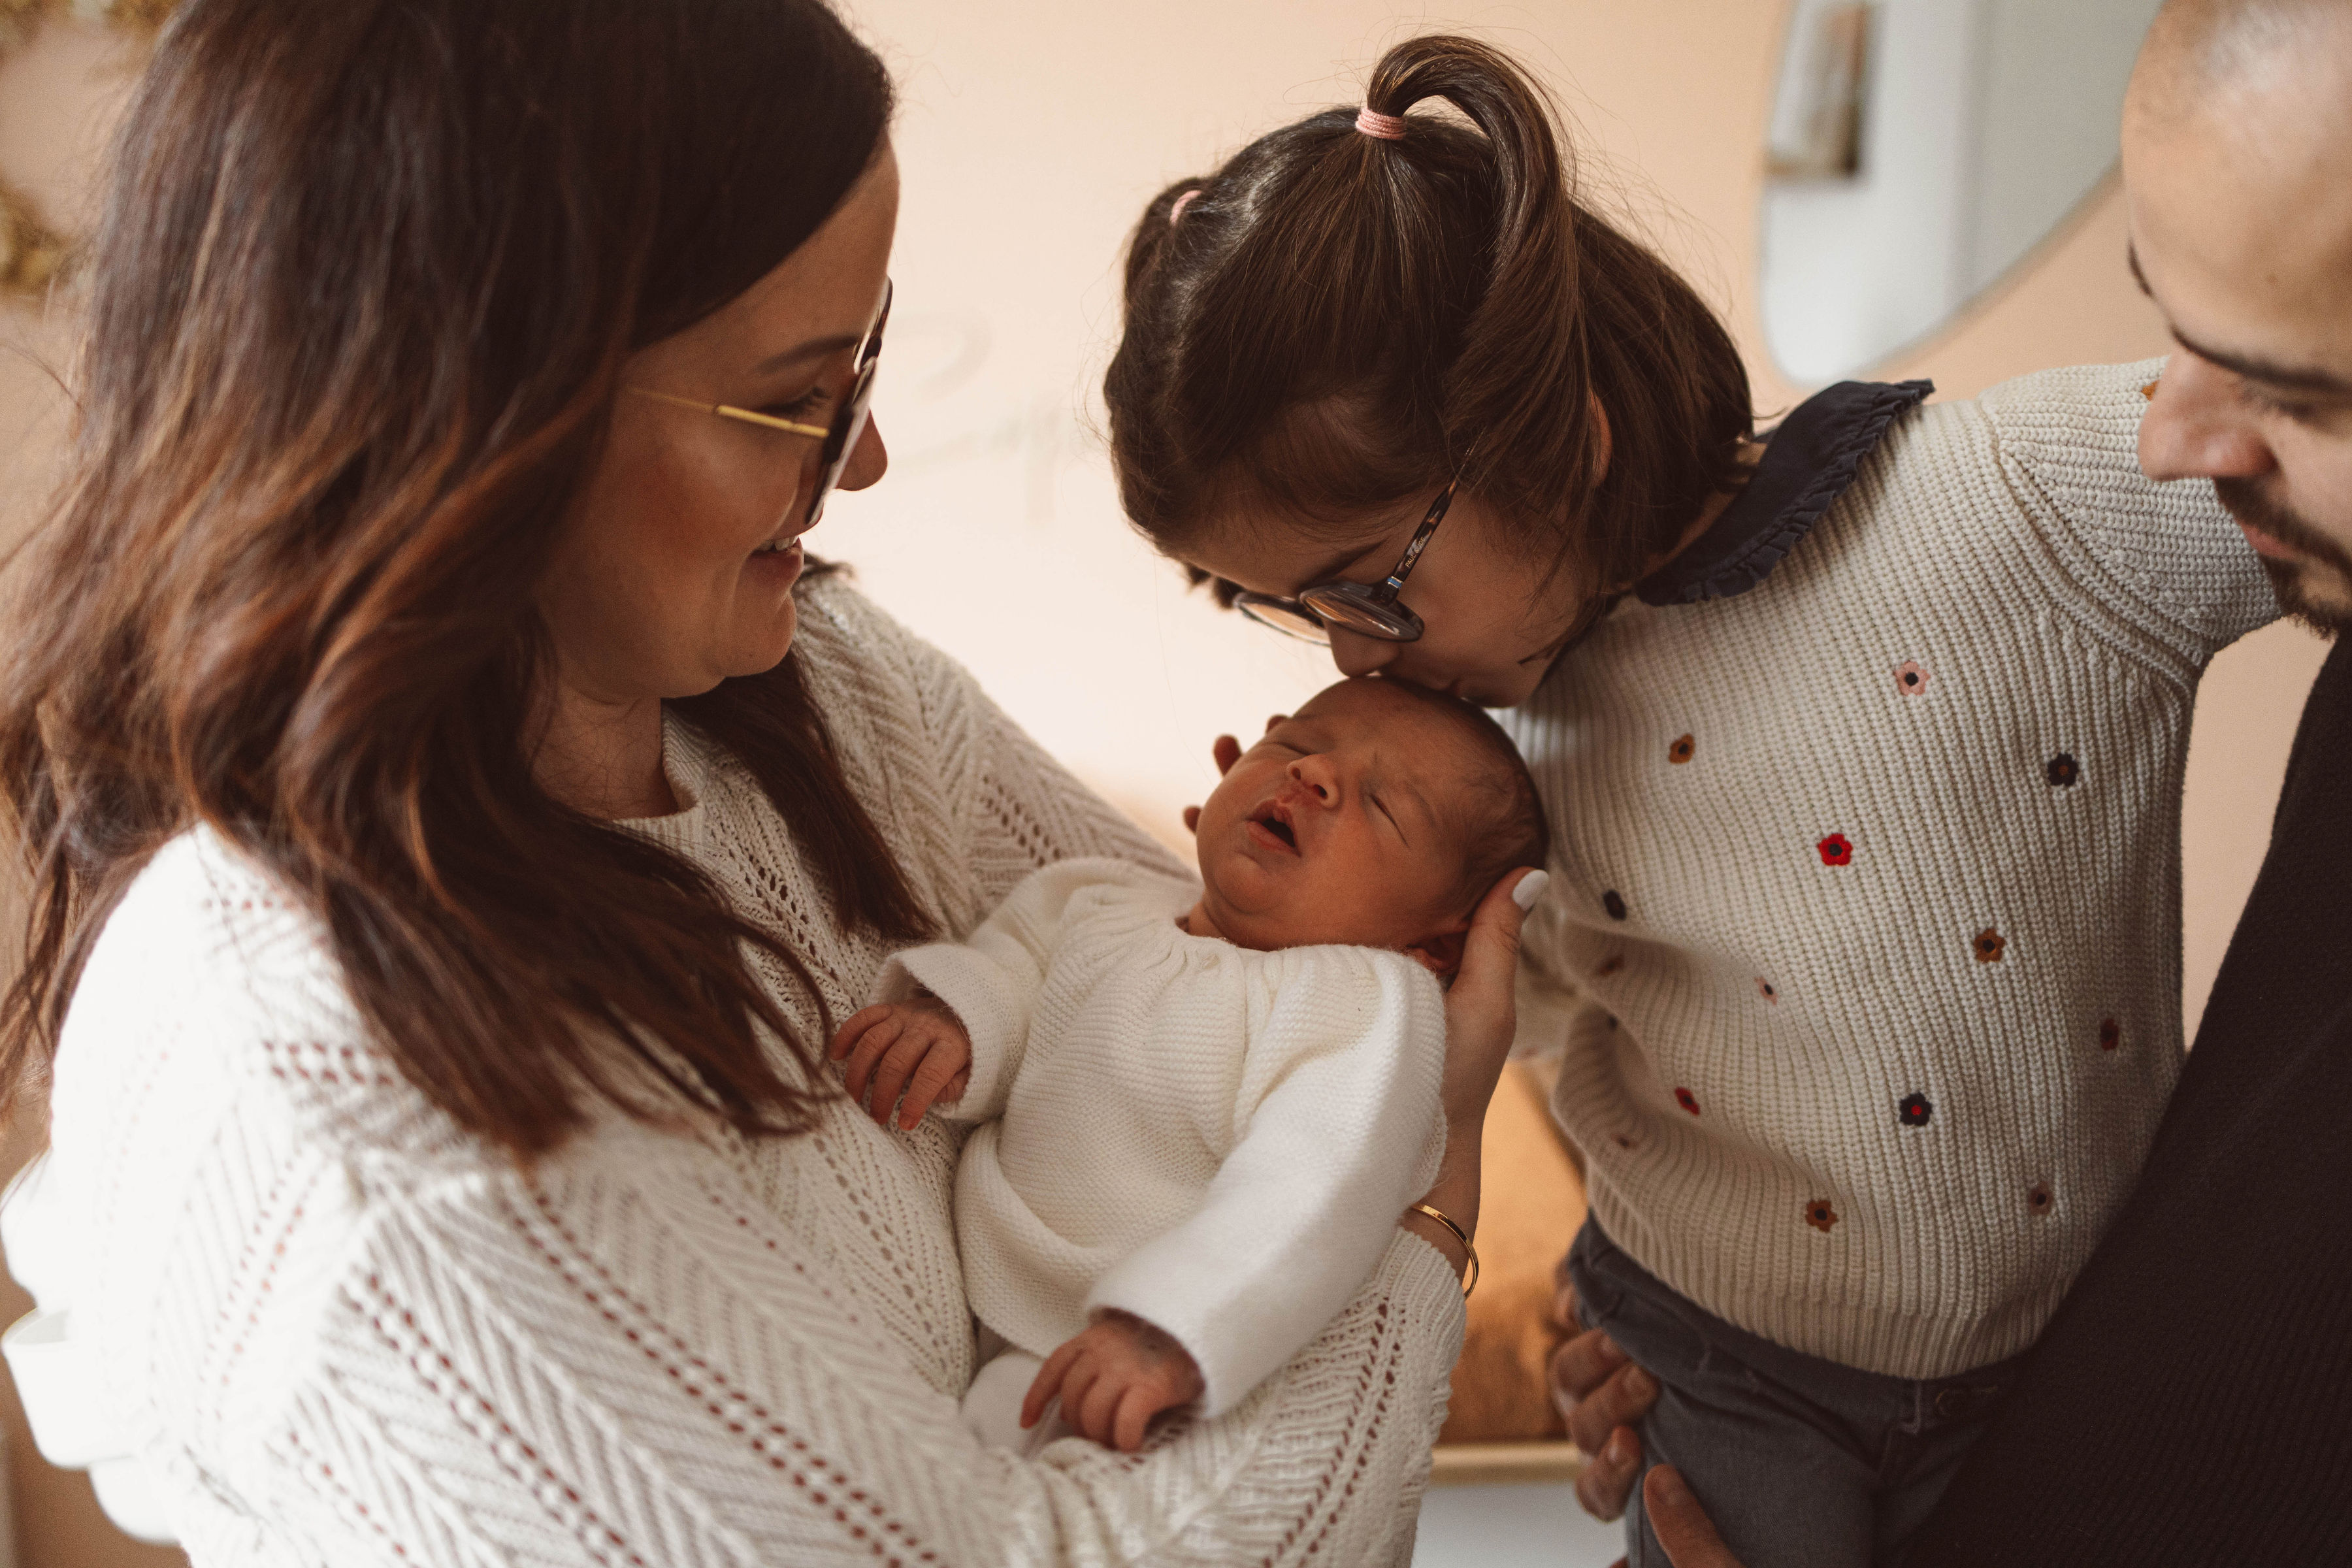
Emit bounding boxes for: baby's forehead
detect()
[1293,683,1498,797]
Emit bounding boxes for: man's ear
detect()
[1403,926,1469,982]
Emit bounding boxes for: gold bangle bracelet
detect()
[1407,1202,1480,1298]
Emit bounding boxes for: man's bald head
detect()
[2140,0,2352,108]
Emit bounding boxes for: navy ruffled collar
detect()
[1633,379,1933,607]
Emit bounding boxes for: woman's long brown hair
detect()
[1105,34,1755,610]
[0,0,932,1158]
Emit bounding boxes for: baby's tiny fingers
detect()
[868,1037,931,1127]
[841,1017,902,1102]
[900,1044,970,1129]
[1112,1385,1162,1454]
[939,1066,970,1103]
[1075,1367,1126,1446]
[829,1004,894,1062]
[1023,1343,1081,1429]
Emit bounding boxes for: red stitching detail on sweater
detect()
[283,1428,416,1560]
[356,1274,645,1568]
[508,1183,928,1563]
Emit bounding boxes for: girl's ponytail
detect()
[1106,34,1751,604]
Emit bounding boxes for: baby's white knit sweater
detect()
[12,579,1469,1566]
[1507,360,2278,1380]
[877,859,1448,1415]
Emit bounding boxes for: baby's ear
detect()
[1403,926,1469,982]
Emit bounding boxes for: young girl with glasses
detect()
[1105,33,2278,1568]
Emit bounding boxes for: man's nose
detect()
[1327,627,1396,679]
[2140,355,2274,483]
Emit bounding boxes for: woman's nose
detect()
[2139,356,2274,483]
[1326,627,1396,679]
[840,414,889,491]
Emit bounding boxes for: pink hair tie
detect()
[1355,106,1407,140]
[1169,188,1203,225]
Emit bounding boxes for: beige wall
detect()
[0,3,2328,1563]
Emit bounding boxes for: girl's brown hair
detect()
[1105,35,1754,612]
[0,0,925,1157]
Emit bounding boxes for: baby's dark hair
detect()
[1374,680,1551,912]
[1104,34,1752,606]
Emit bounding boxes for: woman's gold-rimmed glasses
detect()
[625,278,891,528]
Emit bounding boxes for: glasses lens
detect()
[803,284,890,527]
[1299,581,1422,642]
[1234,594,1331,644]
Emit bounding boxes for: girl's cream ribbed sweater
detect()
[1508,359,2278,1380]
[22,578,1467,1566]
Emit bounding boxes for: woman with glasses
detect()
[0,2,1533,1561]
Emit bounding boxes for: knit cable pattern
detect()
[32,577,1467,1565]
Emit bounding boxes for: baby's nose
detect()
[1283,762,1336,804]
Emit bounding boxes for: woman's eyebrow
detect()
[751,331,862,378]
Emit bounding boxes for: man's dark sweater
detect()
[1910,635,2352,1566]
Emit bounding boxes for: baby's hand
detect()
[1023,1311,1205,1453]
[827,996,972,1130]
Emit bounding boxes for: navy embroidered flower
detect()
[1603,890,1628,922]
[1818,833,1854,866]
[1669,734,1696,765]
[1805,1199,1839,1233]
[1973,927,2007,964]
[1895,661,1931,696]
[2046,753,2082,788]
[2099,1018,2121,1052]
[1674,1087,1700,1116]
[1897,1092,1933,1128]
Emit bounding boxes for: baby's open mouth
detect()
[1248,801,1298,852]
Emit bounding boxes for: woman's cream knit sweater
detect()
[18,578,1467,1566]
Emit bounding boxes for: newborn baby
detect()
[828,676,1548,1452]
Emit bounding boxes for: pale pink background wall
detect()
[0,5,2328,1563]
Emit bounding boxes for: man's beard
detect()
[2215,476,2352,636]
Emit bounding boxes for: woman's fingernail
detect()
[1596,1333,1625,1364]
[1512,870,1551,911]
[1625,1367,1658,1401]
[1649,1465,1688,1505]
[1605,1429,1635,1465]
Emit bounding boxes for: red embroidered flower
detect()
[1817,833,1853,866]
[1897,1092,1932,1127]
[1805,1198,1839,1233]
[2027,1182,2055,1217]
[1756,977,1779,1004]
[1668,734,1696,766]
[1597,954,1625,978]
[1973,927,2007,964]
[2099,1018,2121,1052]
[1895,661,1931,696]
[1674,1087,1700,1116]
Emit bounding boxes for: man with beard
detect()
[1556,0,2352,1561]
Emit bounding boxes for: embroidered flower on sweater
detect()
[1805,1199,1839,1233]
[1669,734,1696,765]
[1598,954,1625,977]
[1973,927,2006,964]
[2099,1017,2121,1052]
[1674,1087,1700,1116]
[1897,1092,1933,1127]
[2027,1182,2055,1217]
[1603,889,1628,922]
[1756,977,1778,1004]
[1894,661,1931,696]
[1818,833,1854,866]
[2046,753,2082,788]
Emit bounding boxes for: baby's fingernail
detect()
[1512,870,1551,911]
